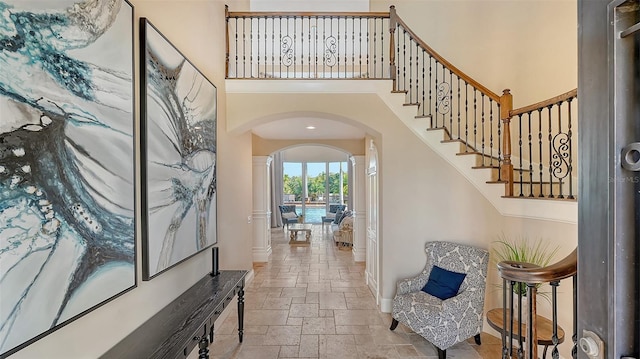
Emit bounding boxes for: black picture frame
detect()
[0,1,136,357]
[140,18,218,280]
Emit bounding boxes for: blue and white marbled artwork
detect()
[0,0,134,356]
[142,20,217,279]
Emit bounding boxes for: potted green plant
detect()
[491,234,559,301]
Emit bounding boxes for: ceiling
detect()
[251,116,366,140]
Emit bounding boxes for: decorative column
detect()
[350,155,366,262]
[252,156,272,262]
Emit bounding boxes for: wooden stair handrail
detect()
[510,88,577,117]
[227,11,390,18]
[393,14,500,102]
[497,248,577,284]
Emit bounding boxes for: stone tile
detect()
[346,296,377,310]
[319,334,358,359]
[336,325,371,335]
[279,345,299,358]
[281,287,308,298]
[299,334,319,358]
[286,317,303,325]
[305,292,320,304]
[244,325,269,335]
[369,325,410,344]
[319,292,347,310]
[357,344,401,358]
[262,297,293,309]
[318,309,334,317]
[395,344,421,357]
[265,325,302,346]
[289,303,319,317]
[291,297,306,304]
[261,278,298,287]
[236,345,281,359]
[333,309,385,326]
[302,317,336,335]
[245,309,289,326]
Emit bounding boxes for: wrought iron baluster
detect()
[408,34,412,102]
[556,102,565,198]
[449,70,453,135]
[300,17,304,78]
[548,105,554,198]
[481,94,486,165]
[315,16,318,78]
[473,89,477,150]
[421,50,425,117]
[352,17,356,77]
[307,17,311,78]
[337,17,340,77]
[567,97,575,199]
[234,17,238,78]
[518,114,524,197]
[242,17,247,78]
[434,60,439,127]
[528,112,534,197]
[271,17,275,77]
[402,29,407,92]
[415,42,420,106]
[465,82,469,152]
[257,17,261,77]
[497,101,502,180]
[551,281,560,359]
[517,284,524,359]
[250,18,253,78]
[489,98,494,166]
[365,18,369,78]
[323,17,327,76]
[429,55,433,117]
[395,25,400,85]
[279,17,284,77]
[457,77,461,140]
[501,279,508,359]
[293,17,298,78]
[264,16,268,77]
[373,18,377,78]
[538,108,544,197]
[359,17,363,77]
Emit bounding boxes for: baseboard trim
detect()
[252,248,271,262]
[380,297,392,313]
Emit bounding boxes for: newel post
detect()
[225,5,230,78]
[389,6,397,90]
[500,89,514,197]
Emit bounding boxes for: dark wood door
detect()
[578,0,639,358]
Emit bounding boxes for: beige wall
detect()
[252,135,366,156]
[9,1,254,358]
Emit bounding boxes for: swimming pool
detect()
[294,206,328,223]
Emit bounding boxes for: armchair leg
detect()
[436,347,446,359]
[474,333,481,345]
[389,318,399,331]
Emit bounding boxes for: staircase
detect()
[224,5,578,224]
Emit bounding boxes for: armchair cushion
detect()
[421,266,466,300]
[282,212,297,219]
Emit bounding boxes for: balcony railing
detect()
[225,6,577,200]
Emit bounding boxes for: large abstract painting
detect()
[0,0,135,357]
[140,19,217,280]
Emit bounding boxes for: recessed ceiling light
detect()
[306,126,316,130]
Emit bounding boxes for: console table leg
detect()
[237,286,245,343]
[197,335,209,359]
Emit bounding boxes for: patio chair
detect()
[389,241,489,359]
[278,205,299,229]
[321,204,346,228]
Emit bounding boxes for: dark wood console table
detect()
[101,270,247,359]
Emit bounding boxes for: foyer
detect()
[208,225,502,359]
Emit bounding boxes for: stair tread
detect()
[487,180,508,184]
[472,165,500,169]
[415,114,432,119]
[403,103,420,106]
[391,90,408,94]
[502,195,577,202]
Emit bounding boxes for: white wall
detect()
[8,1,254,358]
[370,0,577,108]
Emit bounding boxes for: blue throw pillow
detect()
[334,210,344,224]
[421,265,467,300]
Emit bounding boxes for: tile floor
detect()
[209,224,503,359]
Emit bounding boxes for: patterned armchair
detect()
[390,241,489,359]
[278,205,299,229]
